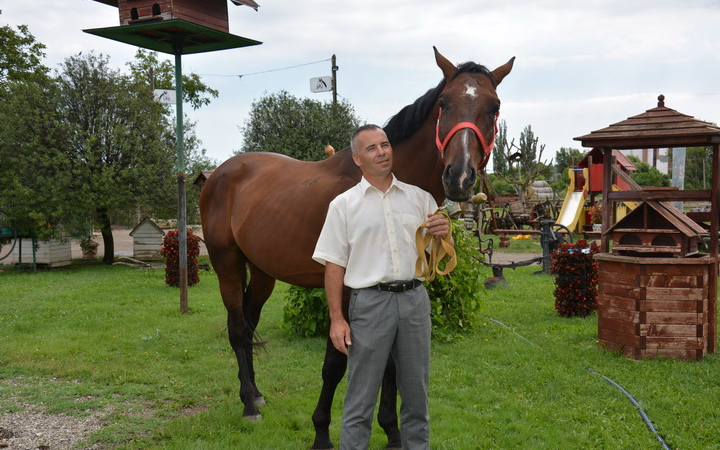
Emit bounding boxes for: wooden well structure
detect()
[574,95,720,360]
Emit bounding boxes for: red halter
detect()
[435,107,499,169]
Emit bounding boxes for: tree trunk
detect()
[98,209,114,265]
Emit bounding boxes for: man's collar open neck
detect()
[360,173,397,194]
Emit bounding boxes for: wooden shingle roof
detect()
[574,95,720,149]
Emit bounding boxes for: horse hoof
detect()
[244,413,262,422]
[254,396,266,407]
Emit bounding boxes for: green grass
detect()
[0,257,718,449]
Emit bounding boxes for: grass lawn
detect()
[0,250,718,449]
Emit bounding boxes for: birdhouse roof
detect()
[606,201,708,238]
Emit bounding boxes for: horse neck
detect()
[391,115,447,205]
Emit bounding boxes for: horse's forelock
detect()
[383,61,494,145]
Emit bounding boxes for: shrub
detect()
[283,221,484,341]
[549,239,599,317]
[283,285,329,338]
[161,229,201,287]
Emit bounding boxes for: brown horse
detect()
[200,47,513,449]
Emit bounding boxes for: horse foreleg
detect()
[378,356,402,450]
[311,339,347,450]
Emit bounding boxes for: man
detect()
[313,124,452,450]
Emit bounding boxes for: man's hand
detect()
[424,212,451,237]
[330,318,352,355]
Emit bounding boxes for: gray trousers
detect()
[341,285,431,450]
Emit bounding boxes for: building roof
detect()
[578,148,637,171]
[129,217,165,236]
[574,95,720,149]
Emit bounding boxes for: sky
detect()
[3,0,719,170]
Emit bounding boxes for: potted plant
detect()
[589,202,603,233]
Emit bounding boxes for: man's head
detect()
[350,124,393,179]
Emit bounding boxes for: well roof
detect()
[574,95,720,149]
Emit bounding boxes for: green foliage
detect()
[489,123,552,203]
[283,285,329,337]
[627,155,671,187]
[239,90,361,161]
[683,146,712,190]
[283,223,484,341]
[424,221,484,341]
[126,49,219,110]
[551,147,584,193]
[0,16,49,87]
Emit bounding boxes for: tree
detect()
[626,155,671,187]
[492,124,552,203]
[0,75,74,241]
[126,49,219,110]
[0,13,49,87]
[552,147,584,193]
[54,52,179,264]
[239,90,361,161]
[491,120,510,175]
[683,146,712,190]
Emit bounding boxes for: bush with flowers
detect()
[161,229,201,287]
[549,239,599,317]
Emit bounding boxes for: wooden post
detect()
[709,143,719,353]
[601,148,613,252]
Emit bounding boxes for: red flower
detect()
[161,229,201,287]
[549,239,599,318]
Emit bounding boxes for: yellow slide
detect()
[556,168,588,233]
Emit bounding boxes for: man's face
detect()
[351,128,393,178]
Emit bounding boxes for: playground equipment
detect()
[555,148,639,235]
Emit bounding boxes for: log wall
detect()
[595,253,713,361]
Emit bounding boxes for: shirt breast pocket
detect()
[400,213,424,250]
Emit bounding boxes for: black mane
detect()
[383,61,494,145]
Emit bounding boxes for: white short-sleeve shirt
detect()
[312,175,438,289]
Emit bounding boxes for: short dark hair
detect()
[350,124,382,154]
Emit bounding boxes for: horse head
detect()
[433,47,514,201]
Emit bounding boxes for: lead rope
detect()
[415,209,457,282]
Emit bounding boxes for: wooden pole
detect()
[708,143,719,353]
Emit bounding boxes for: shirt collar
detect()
[359,174,403,195]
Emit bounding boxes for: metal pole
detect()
[331,54,338,105]
[174,47,189,314]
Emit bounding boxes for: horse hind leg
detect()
[212,248,263,421]
[243,264,276,408]
[378,356,401,450]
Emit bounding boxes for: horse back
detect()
[200,151,360,287]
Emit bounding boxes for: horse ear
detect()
[492,57,515,86]
[433,46,457,80]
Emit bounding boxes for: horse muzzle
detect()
[442,163,477,202]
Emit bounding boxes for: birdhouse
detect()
[129,217,165,261]
[93,0,228,32]
[605,201,707,257]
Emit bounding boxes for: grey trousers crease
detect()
[340,285,431,450]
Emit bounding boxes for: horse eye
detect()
[438,99,446,109]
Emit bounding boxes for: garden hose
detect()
[485,316,672,450]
